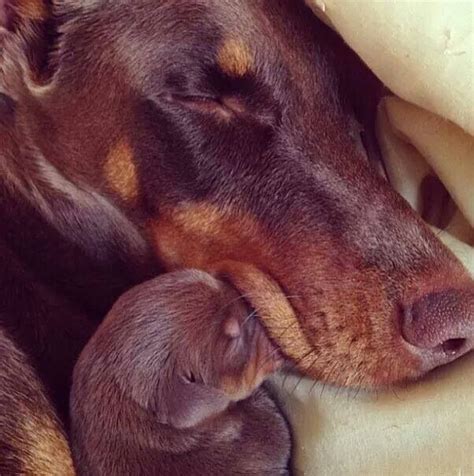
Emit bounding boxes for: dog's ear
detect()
[1,0,55,84]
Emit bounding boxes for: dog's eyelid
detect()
[163,93,246,119]
[159,92,278,127]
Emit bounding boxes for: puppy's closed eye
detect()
[183,371,197,384]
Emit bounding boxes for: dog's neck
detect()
[0,92,158,318]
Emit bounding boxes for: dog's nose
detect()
[402,289,474,370]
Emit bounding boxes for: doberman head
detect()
[1,0,473,390]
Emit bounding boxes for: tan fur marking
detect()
[150,203,258,270]
[22,415,75,476]
[104,140,139,202]
[218,38,253,77]
[17,0,48,21]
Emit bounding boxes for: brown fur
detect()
[0,0,473,473]
[0,327,74,475]
[70,270,291,476]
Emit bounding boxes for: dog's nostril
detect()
[401,288,474,361]
[440,338,466,355]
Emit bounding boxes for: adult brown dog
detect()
[0,0,473,474]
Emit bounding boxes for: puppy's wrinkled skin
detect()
[70,270,292,476]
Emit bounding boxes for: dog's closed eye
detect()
[165,93,247,120]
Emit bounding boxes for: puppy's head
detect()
[94,270,280,429]
[127,270,279,397]
[167,272,282,403]
[2,0,473,388]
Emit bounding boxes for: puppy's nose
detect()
[402,289,474,370]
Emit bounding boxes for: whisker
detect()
[256,346,282,374]
[280,348,315,390]
[218,292,257,314]
[335,379,346,401]
[288,348,316,370]
[242,308,258,326]
[347,378,361,402]
[374,386,380,402]
[290,353,320,396]
[389,371,404,401]
[308,376,320,396]
[353,361,364,400]
[273,319,300,339]
[435,227,447,239]
[281,369,292,391]
[348,361,365,401]
[220,288,324,317]
[320,362,338,399]
[254,321,302,377]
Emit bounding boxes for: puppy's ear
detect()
[1,0,55,84]
[223,315,242,339]
[156,378,230,429]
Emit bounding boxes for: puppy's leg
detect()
[0,327,75,476]
[232,386,293,476]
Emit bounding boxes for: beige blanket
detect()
[274,2,474,475]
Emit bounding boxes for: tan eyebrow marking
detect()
[104,139,139,202]
[218,38,253,77]
[17,0,48,21]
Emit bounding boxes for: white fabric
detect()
[306,0,474,135]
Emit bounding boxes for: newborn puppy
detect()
[70,270,292,476]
